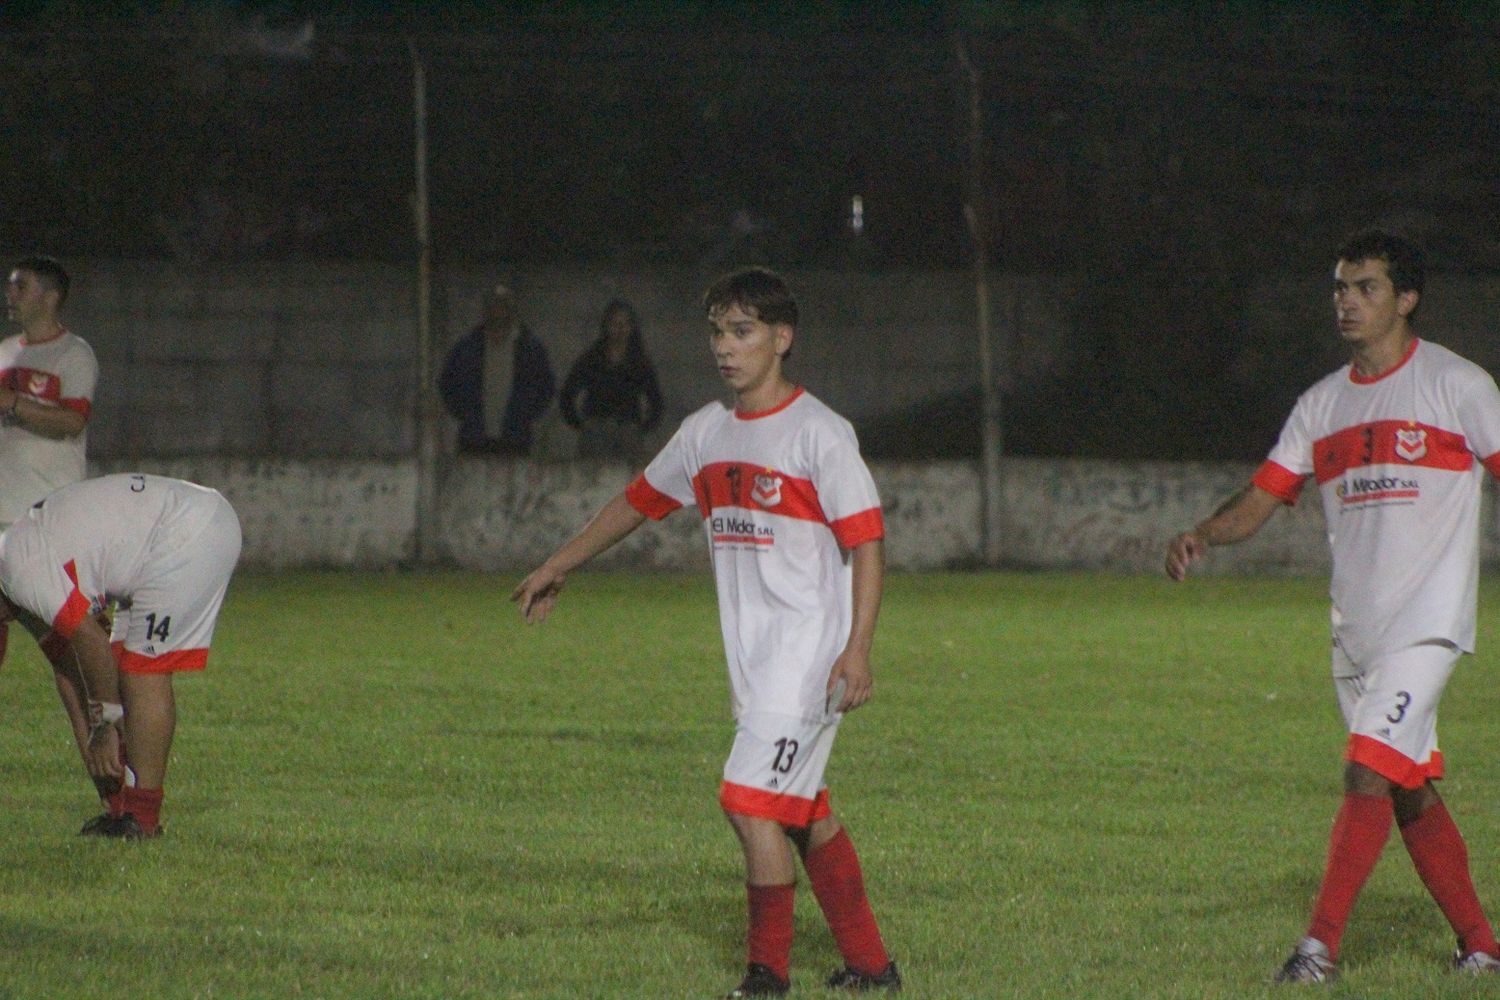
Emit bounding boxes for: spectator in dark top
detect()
[560,299,664,463]
[439,283,555,456]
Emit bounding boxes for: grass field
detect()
[2,570,1500,999]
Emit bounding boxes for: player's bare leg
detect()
[114,671,175,836]
[723,811,795,996]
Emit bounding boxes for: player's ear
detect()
[773,323,794,359]
[1396,288,1419,319]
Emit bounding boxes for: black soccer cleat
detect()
[724,962,790,997]
[826,961,902,992]
[1273,937,1336,984]
[79,813,160,840]
[79,812,115,836]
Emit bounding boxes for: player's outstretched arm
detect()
[511,491,647,623]
[1165,484,1282,581]
[67,614,126,781]
[828,539,884,712]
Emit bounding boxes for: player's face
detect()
[708,303,791,406]
[5,269,53,327]
[1333,257,1416,347]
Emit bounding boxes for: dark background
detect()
[3,1,1498,460]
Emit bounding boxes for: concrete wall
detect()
[65,260,1075,462]
[93,454,1499,574]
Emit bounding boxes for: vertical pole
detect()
[956,35,1004,565]
[411,40,441,564]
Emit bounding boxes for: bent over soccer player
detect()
[513,268,900,997]
[1166,230,1500,983]
[0,473,242,838]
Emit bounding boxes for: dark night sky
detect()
[3,2,1499,459]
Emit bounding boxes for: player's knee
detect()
[1343,760,1395,797]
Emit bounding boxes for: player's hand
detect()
[510,565,566,624]
[1165,530,1207,581]
[84,721,124,783]
[827,650,874,713]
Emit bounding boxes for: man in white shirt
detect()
[513,268,899,997]
[0,255,112,815]
[1166,230,1500,982]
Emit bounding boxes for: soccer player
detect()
[512,267,900,997]
[0,255,114,815]
[0,473,242,838]
[1166,230,1500,983]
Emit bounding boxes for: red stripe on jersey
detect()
[692,462,829,525]
[719,781,832,827]
[1483,451,1500,479]
[119,647,209,675]
[1,367,63,403]
[830,507,884,548]
[1313,421,1472,484]
[625,475,682,521]
[1251,460,1306,504]
[60,397,92,419]
[50,560,92,638]
[1346,734,1444,789]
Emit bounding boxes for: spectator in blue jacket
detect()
[439,283,555,456]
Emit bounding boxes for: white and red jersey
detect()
[0,474,229,643]
[1253,339,1500,664]
[626,388,884,719]
[0,330,98,526]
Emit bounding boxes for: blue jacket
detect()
[438,324,556,454]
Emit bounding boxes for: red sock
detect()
[746,883,795,980]
[123,786,164,833]
[1400,802,1498,956]
[804,828,890,974]
[1307,792,1393,958]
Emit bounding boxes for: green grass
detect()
[2,570,1499,998]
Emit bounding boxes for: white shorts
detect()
[719,710,839,827]
[110,494,241,674]
[1333,641,1457,789]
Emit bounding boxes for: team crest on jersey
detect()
[1395,427,1427,462]
[751,470,783,508]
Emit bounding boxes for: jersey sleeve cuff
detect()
[49,560,91,639]
[625,474,682,521]
[1251,460,1305,504]
[60,397,92,418]
[830,507,885,548]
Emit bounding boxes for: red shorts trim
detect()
[719,781,831,828]
[117,645,209,675]
[1346,733,1444,789]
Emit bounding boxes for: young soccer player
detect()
[1166,230,1500,982]
[513,267,900,996]
[0,473,242,838]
